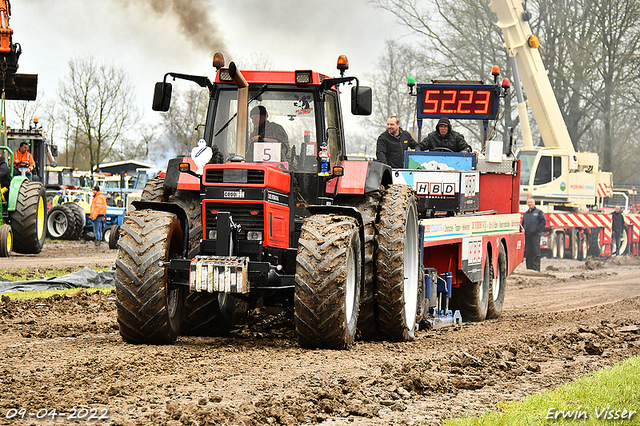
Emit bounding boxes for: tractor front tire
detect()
[64,202,86,240]
[10,181,46,254]
[0,224,13,257]
[108,224,120,249]
[295,214,361,349]
[375,184,421,342]
[115,210,185,344]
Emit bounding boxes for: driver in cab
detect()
[248,105,289,161]
[421,116,471,153]
[14,141,36,179]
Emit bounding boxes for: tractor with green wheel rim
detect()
[0,141,48,257]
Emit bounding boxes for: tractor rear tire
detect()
[295,214,361,349]
[108,224,120,249]
[141,177,171,202]
[46,204,77,240]
[0,224,13,257]
[103,225,114,243]
[115,210,185,344]
[487,244,507,319]
[10,181,46,254]
[375,184,421,342]
[457,252,491,322]
[64,202,86,240]
[344,193,380,341]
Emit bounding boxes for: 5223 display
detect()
[417,84,500,120]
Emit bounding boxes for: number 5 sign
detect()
[253,142,281,162]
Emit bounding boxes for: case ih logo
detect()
[416,182,455,196]
[223,190,245,199]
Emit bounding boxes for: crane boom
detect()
[490,0,574,153]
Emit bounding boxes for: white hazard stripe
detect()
[548,212,640,243]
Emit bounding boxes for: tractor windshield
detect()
[212,89,318,172]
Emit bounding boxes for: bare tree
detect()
[8,97,42,129]
[160,85,208,156]
[364,40,434,140]
[58,56,140,172]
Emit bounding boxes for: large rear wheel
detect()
[115,210,185,344]
[375,184,420,342]
[10,181,46,254]
[295,214,361,349]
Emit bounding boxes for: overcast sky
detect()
[10,0,412,128]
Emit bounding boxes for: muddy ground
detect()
[0,244,639,425]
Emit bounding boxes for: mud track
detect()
[0,244,639,425]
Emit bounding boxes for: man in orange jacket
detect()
[14,141,35,179]
[90,185,107,246]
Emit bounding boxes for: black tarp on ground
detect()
[0,266,115,294]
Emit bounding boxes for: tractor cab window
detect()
[211,89,317,172]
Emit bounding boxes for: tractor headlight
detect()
[208,230,217,240]
[247,231,263,241]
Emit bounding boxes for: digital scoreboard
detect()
[416,84,500,120]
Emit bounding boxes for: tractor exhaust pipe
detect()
[229,62,248,158]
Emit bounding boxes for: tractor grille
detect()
[205,169,265,185]
[205,203,264,239]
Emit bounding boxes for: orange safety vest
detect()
[14,149,35,172]
[90,191,107,220]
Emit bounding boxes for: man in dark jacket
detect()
[611,205,625,256]
[376,116,420,168]
[421,116,472,152]
[521,198,546,272]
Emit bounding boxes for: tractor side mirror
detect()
[351,85,372,116]
[152,82,173,112]
[50,145,59,157]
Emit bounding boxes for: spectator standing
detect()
[521,198,546,272]
[90,185,107,247]
[611,204,625,256]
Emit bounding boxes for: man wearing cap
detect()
[421,116,472,153]
[90,185,107,247]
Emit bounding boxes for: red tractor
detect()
[115,55,422,348]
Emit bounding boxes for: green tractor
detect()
[0,122,51,257]
[0,0,47,256]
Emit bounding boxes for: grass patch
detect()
[445,356,640,425]
[3,286,115,300]
[0,266,110,282]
